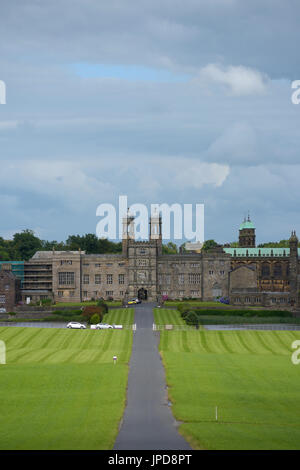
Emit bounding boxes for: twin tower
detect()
[121,211,162,256]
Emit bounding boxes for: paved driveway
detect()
[114,302,191,450]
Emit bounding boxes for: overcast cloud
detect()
[0,0,300,244]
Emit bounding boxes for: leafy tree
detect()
[162,242,178,254]
[13,230,43,261]
[202,239,218,251]
[258,239,300,248]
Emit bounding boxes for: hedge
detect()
[193,309,293,318]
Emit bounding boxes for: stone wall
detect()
[201,248,231,301]
[0,267,20,311]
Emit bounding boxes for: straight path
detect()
[114,302,191,450]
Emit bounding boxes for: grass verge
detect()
[0,325,133,449]
[159,329,300,449]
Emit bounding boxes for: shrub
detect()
[96,300,108,313]
[52,309,82,317]
[180,309,190,319]
[219,296,230,305]
[90,313,100,325]
[185,311,199,325]
[41,298,52,306]
[193,309,293,318]
[82,306,104,323]
[177,303,191,315]
[8,311,16,316]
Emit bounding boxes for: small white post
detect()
[216,406,218,421]
[113,355,117,365]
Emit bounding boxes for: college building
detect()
[0,213,300,309]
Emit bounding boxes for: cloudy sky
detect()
[1,0,300,245]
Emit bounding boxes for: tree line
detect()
[0,230,123,261]
[1,230,296,262]
[0,230,182,261]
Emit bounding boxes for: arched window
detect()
[261,262,270,277]
[274,263,282,278]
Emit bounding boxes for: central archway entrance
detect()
[138,288,148,300]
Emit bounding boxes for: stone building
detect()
[5,213,300,308]
[0,264,21,311]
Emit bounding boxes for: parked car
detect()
[112,324,123,329]
[0,308,7,313]
[67,322,86,329]
[128,298,141,305]
[91,323,113,330]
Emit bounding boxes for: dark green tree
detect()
[162,242,178,254]
[202,239,218,251]
[13,230,43,261]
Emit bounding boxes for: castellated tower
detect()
[122,210,135,256]
[239,215,256,247]
[289,230,299,299]
[149,210,162,255]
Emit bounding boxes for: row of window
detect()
[60,260,126,267]
[161,290,200,296]
[82,262,125,267]
[159,273,201,285]
[57,290,124,298]
[234,297,290,304]
[261,263,287,277]
[158,263,202,269]
[83,274,125,285]
[58,272,125,285]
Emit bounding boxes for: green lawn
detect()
[0,325,133,449]
[153,308,186,325]
[104,307,135,325]
[159,329,300,450]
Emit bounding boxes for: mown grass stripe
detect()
[254,332,277,354]
[181,331,190,352]
[218,332,234,354]
[2,327,27,344]
[236,331,255,354]
[199,331,213,354]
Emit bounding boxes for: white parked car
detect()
[90,323,113,330]
[112,324,123,329]
[67,322,86,329]
[0,308,7,313]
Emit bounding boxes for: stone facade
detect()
[0,264,21,311]
[229,265,257,291]
[16,215,300,307]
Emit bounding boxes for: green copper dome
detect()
[239,218,255,230]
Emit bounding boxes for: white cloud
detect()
[205,122,258,164]
[0,160,116,212]
[197,63,269,96]
[172,160,230,189]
